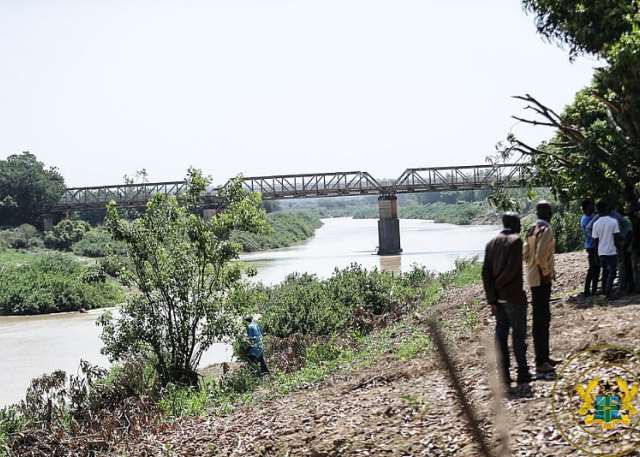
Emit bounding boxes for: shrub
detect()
[99,255,128,278]
[44,219,90,251]
[5,358,161,456]
[159,383,210,418]
[230,263,439,358]
[0,224,42,250]
[260,272,351,338]
[72,228,127,257]
[0,407,24,455]
[0,253,125,314]
[220,367,260,395]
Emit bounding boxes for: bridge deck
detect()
[53,163,531,212]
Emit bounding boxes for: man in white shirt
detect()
[592,200,622,298]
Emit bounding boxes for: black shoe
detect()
[516,373,533,384]
[547,358,561,367]
[536,361,556,374]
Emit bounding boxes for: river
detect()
[0,218,498,406]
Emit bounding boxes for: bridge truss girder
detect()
[51,163,532,212]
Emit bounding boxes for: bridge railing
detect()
[240,171,382,199]
[60,181,188,209]
[394,163,531,192]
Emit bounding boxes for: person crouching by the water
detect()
[524,201,558,377]
[245,315,270,376]
[482,212,531,387]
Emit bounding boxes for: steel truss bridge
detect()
[53,163,531,212]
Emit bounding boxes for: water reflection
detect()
[378,254,401,273]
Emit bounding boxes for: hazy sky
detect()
[0,0,596,186]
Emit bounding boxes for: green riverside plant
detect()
[0,252,124,315]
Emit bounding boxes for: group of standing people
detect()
[581,191,640,299]
[482,202,558,387]
[483,191,640,388]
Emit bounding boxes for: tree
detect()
[0,152,65,227]
[502,4,640,202]
[98,168,267,386]
[522,0,638,57]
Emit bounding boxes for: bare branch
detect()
[512,116,556,128]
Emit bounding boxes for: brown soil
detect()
[117,252,640,456]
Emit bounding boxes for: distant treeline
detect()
[231,212,322,252]
[269,190,499,225]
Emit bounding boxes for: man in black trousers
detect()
[482,212,531,387]
[524,201,557,377]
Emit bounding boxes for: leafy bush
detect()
[220,366,260,395]
[99,255,128,278]
[247,264,436,339]
[44,219,90,251]
[0,253,125,314]
[81,264,107,284]
[0,224,42,249]
[226,263,439,373]
[553,209,583,253]
[159,383,210,418]
[71,228,127,257]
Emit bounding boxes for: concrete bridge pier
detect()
[377,195,402,256]
[42,214,54,231]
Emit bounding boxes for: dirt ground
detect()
[118,252,640,456]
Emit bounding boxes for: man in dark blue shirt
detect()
[581,199,600,296]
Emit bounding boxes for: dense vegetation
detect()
[230,212,322,251]
[70,228,128,257]
[0,224,43,250]
[0,253,124,315]
[229,261,457,372]
[0,259,482,456]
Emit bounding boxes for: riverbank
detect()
[231,211,323,252]
[0,251,124,315]
[1,259,483,455]
[111,252,640,456]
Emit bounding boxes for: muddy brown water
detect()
[0,218,498,406]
